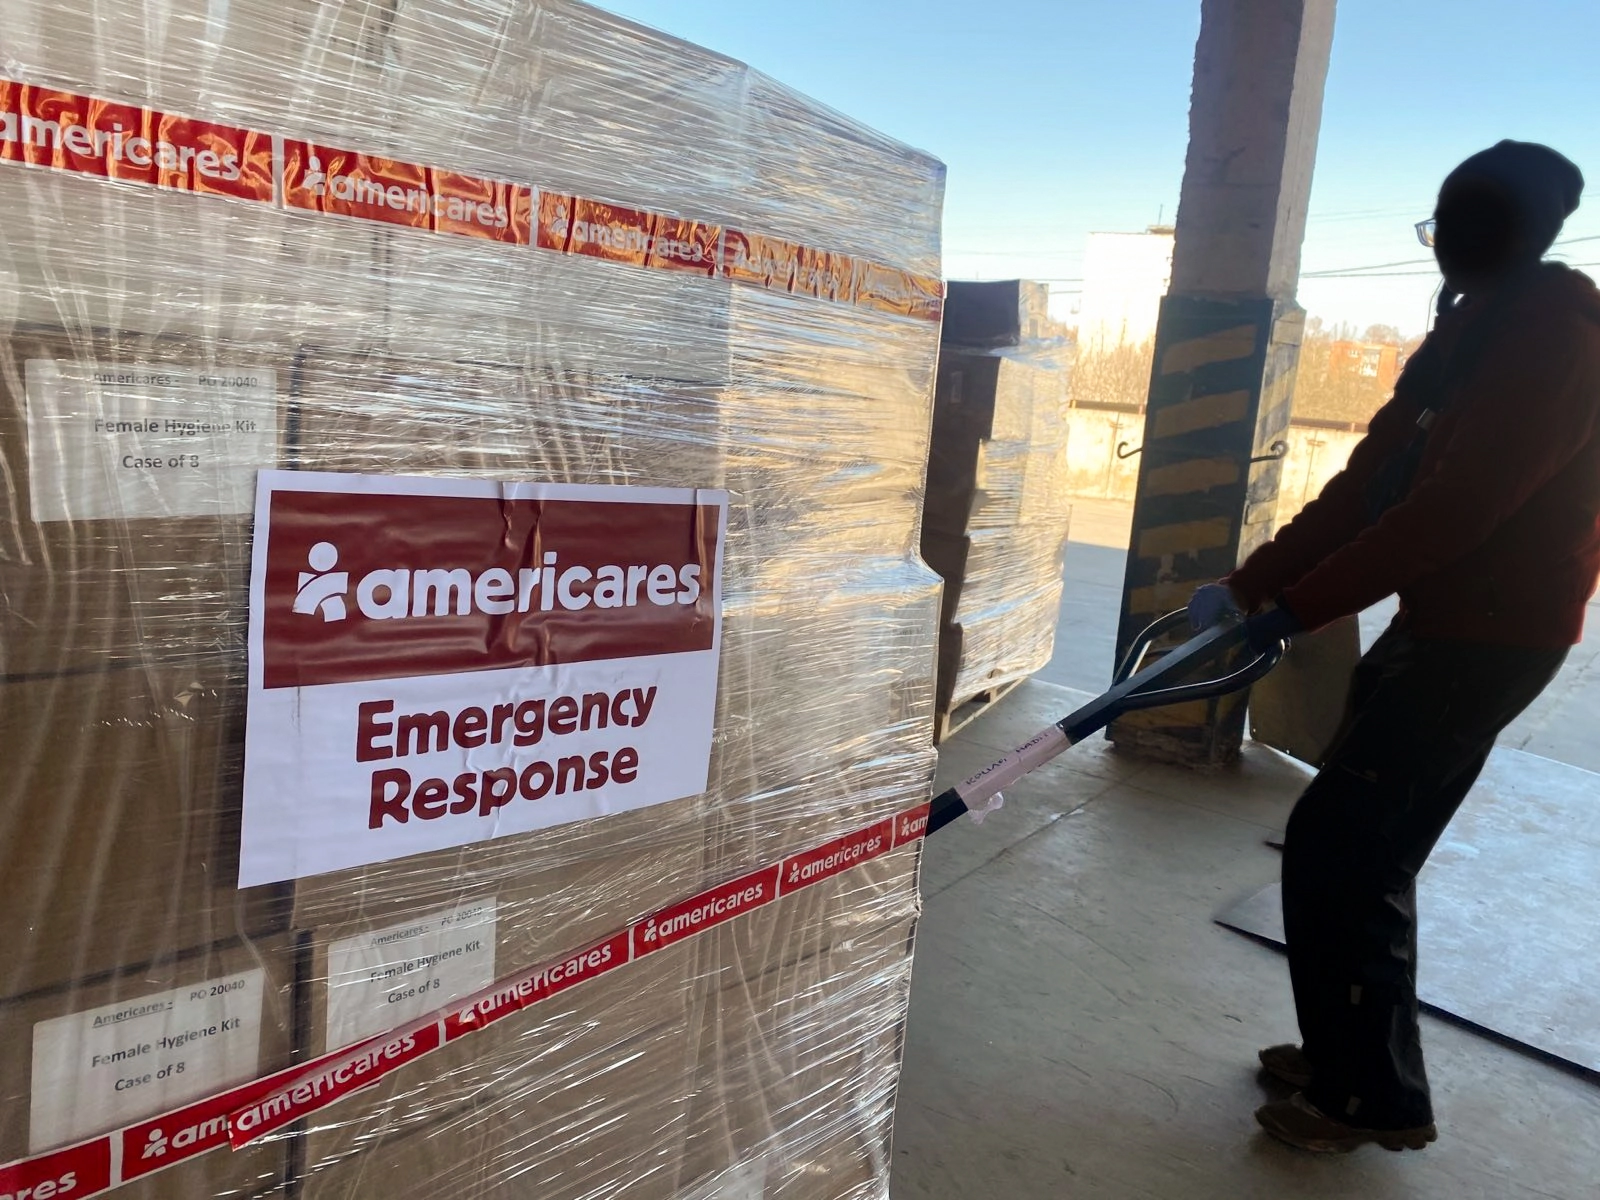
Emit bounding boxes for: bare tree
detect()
[1069,336,1157,410]
[1067,322,1400,426]
[1292,325,1389,425]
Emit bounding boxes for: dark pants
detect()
[1282,624,1567,1129]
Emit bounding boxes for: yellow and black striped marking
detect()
[1111,295,1301,765]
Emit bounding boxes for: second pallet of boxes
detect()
[922,280,1075,740]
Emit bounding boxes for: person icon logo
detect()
[142,1128,169,1159]
[302,154,327,197]
[293,541,350,622]
[547,203,570,241]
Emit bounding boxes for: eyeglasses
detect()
[1415,219,1437,248]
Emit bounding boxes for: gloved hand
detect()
[1187,582,1243,632]
[1243,602,1301,652]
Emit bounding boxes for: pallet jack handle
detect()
[926,611,1287,836]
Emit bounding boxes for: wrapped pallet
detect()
[922,281,1073,738]
[0,3,945,1198]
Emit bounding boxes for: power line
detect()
[952,236,1600,287]
[1303,256,1432,278]
[1303,233,1600,280]
[1306,207,1418,224]
[1306,260,1600,281]
[946,249,1086,258]
[1306,269,1442,279]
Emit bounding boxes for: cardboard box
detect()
[296,861,711,1060]
[0,936,294,1198]
[0,667,289,1001]
[277,346,738,929]
[0,328,285,679]
[937,582,1065,713]
[759,1142,889,1200]
[714,572,940,803]
[383,243,737,388]
[698,743,927,933]
[925,438,1071,538]
[296,957,698,1183]
[922,346,1069,534]
[0,160,390,352]
[679,1146,885,1200]
[966,439,1072,533]
[295,935,705,1200]
[924,294,1072,726]
[714,363,935,568]
[921,524,1068,629]
[293,1034,692,1199]
[692,840,922,1000]
[940,280,1053,348]
[287,791,714,934]
[278,339,749,932]
[0,0,394,347]
[291,842,712,1184]
[285,346,727,487]
[677,919,914,1195]
[0,0,751,372]
[290,797,917,1192]
[4,1,327,118]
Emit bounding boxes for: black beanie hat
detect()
[1442,140,1584,255]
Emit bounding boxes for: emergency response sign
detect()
[239,472,727,886]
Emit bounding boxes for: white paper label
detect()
[29,968,265,1153]
[239,472,726,886]
[24,359,278,522]
[324,898,498,1050]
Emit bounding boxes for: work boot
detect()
[1257,1043,1313,1089]
[1256,1094,1438,1153]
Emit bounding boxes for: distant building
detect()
[1327,339,1403,392]
[1074,227,1175,353]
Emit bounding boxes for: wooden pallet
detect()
[933,677,1025,745]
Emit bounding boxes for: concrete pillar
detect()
[1112,0,1337,766]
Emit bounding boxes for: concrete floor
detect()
[891,499,1600,1198]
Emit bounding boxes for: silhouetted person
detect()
[1188,140,1600,1152]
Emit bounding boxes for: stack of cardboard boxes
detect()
[921,281,1074,733]
[0,2,944,1196]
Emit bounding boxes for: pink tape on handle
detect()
[954,726,1072,808]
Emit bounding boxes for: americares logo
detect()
[256,483,722,691]
[139,1114,228,1161]
[297,152,513,231]
[289,540,702,624]
[0,108,244,181]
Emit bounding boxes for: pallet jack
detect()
[928,611,1288,835]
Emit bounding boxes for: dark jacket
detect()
[1228,263,1600,648]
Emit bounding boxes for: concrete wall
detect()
[1063,407,1360,527]
[1063,408,1147,501]
[1271,422,1362,524]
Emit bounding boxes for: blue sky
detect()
[602,0,1600,337]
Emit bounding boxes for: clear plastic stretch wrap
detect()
[922,284,1071,719]
[0,4,946,1198]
